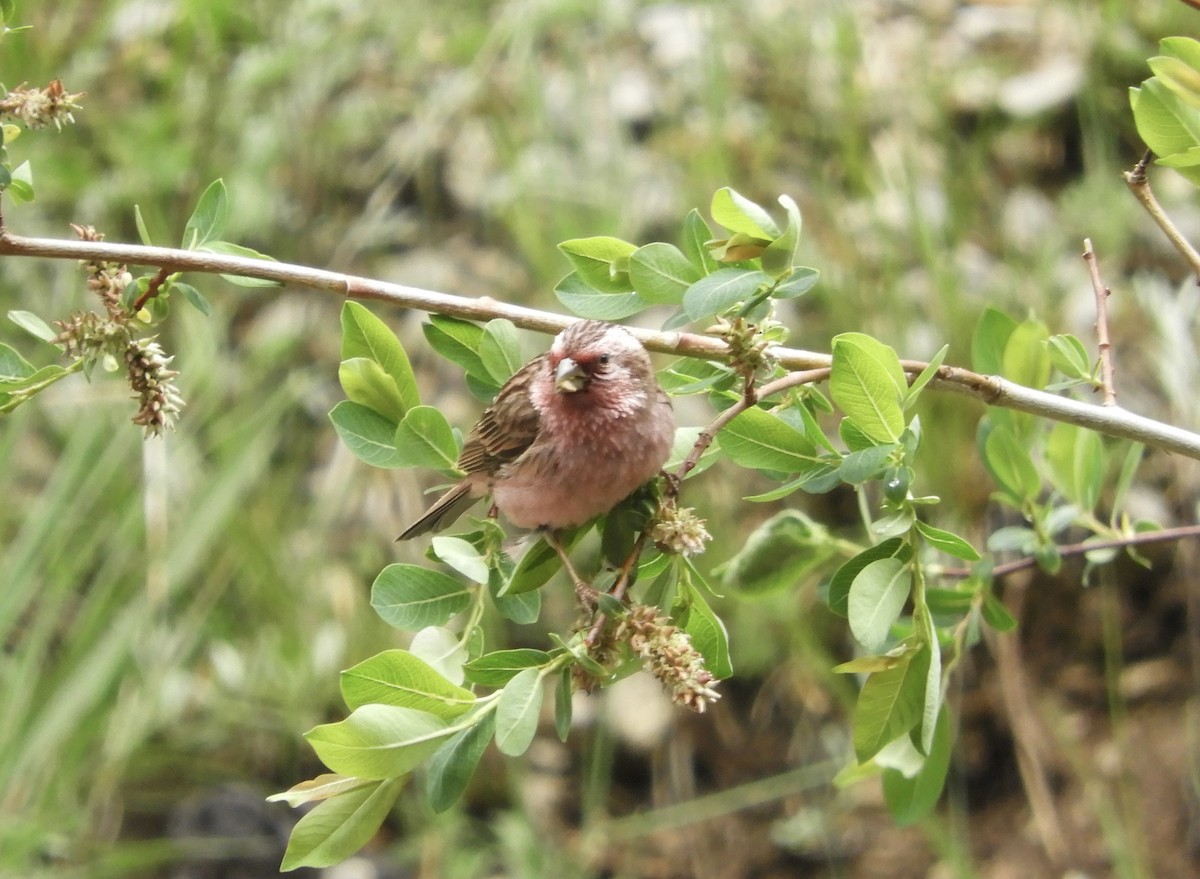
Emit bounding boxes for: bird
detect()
[397,319,675,542]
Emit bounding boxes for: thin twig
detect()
[939,522,1200,580]
[1082,238,1117,406]
[132,267,171,313]
[5,230,1200,459]
[1124,152,1200,280]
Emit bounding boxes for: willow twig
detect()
[4,230,1200,459]
[1124,151,1200,280]
[1082,238,1117,406]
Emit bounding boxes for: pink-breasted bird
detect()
[397,320,675,540]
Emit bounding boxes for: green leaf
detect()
[182,179,228,249]
[914,521,980,561]
[971,307,1017,375]
[830,333,907,444]
[761,194,801,279]
[495,667,544,756]
[341,301,420,412]
[268,774,376,808]
[464,648,553,687]
[882,706,952,826]
[848,557,911,652]
[853,645,930,763]
[1045,422,1104,512]
[501,528,584,595]
[679,573,732,680]
[680,208,718,275]
[133,204,153,246]
[719,406,821,472]
[558,236,638,293]
[837,444,897,485]
[628,242,700,304]
[771,266,820,299]
[172,281,213,316]
[426,711,496,812]
[339,357,407,422]
[329,400,403,468]
[423,316,487,379]
[340,650,475,719]
[828,538,907,618]
[409,626,469,686]
[200,240,283,287]
[479,319,525,385]
[710,187,781,239]
[982,424,1041,503]
[305,703,451,779]
[720,509,837,595]
[394,405,460,472]
[430,536,489,584]
[981,590,1018,632]
[0,342,34,381]
[1001,317,1051,390]
[903,345,948,409]
[681,268,772,320]
[1047,334,1093,381]
[554,271,649,320]
[5,159,33,203]
[7,309,58,344]
[370,564,472,630]
[279,777,404,871]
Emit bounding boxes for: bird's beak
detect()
[555,357,587,393]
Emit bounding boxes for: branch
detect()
[1082,238,1117,406]
[1124,152,1200,280]
[5,230,1200,460]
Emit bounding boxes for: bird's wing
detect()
[456,355,544,477]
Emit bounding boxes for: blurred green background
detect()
[3,1,1200,877]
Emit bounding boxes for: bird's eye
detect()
[597,354,611,367]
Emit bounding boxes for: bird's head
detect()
[548,321,654,406]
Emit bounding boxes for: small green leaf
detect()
[830,333,907,444]
[981,590,1017,632]
[5,159,32,203]
[495,667,544,756]
[479,319,525,385]
[133,204,153,246]
[278,777,404,871]
[828,538,907,618]
[837,444,897,485]
[720,509,836,595]
[914,521,980,561]
[340,650,475,719]
[558,236,638,293]
[7,310,58,344]
[431,536,489,584]
[772,266,820,299]
[463,649,553,687]
[761,194,801,279]
[680,208,718,275]
[903,344,948,409]
[882,705,952,826]
[341,301,420,412]
[1001,317,1051,390]
[848,557,911,652]
[982,424,1041,503]
[267,774,375,808]
[172,281,212,316]
[305,704,451,779]
[423,315,487,378]
[681,268,772,320]
[679,572,732,680]
[370,564,472,630]
[394,405,460,472]
[329,400,403,468]
[628,242,700,304]
[710,187,781,239]
[853,644,930,763]
[339,357,407,422]
[409,626,469,685]
[502,528,584,595]
[0,342,34,381]
[1046,334,1092,380]
[555,669,573,742]
[971,307,1017,375]
[426,711,496,812]
[1045,422,1104,512]
[182,179,228,249]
